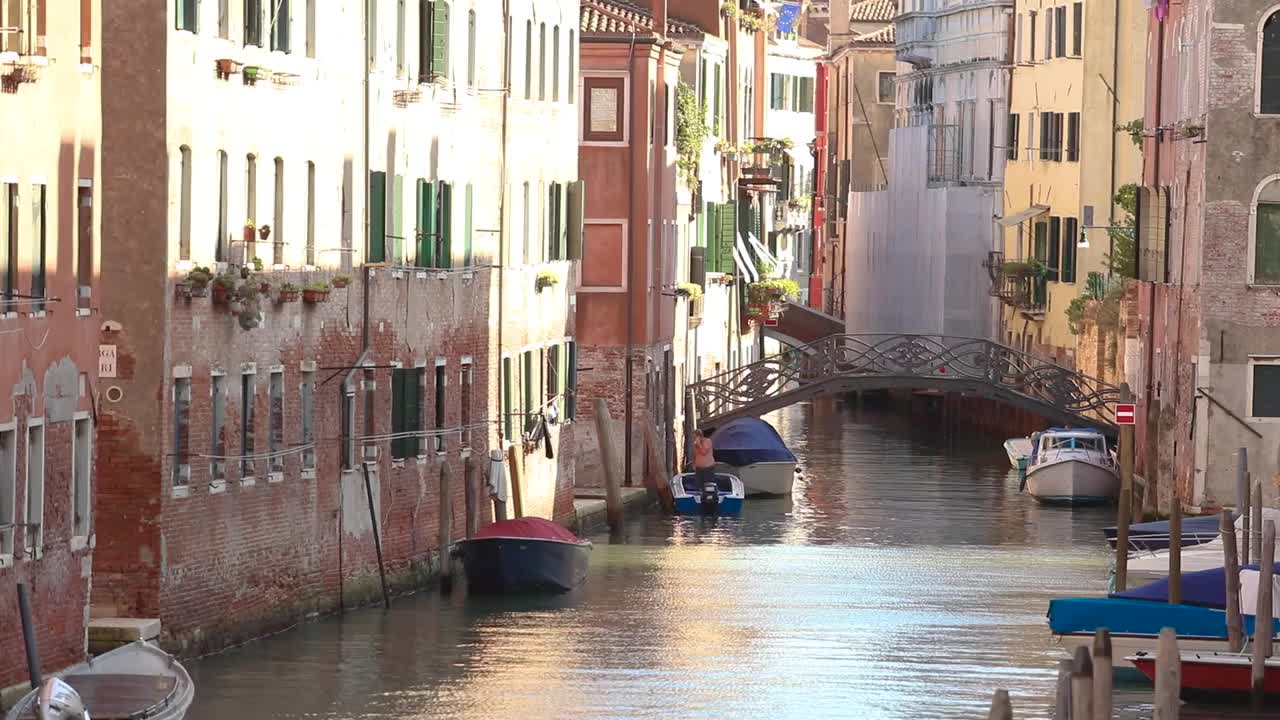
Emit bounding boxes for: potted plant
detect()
[215,58,238,80]
[535,270,560,292]
[243,221,255,244]
[174,279,193,300]
[277,282,300,303]
[674,283,703,300]
[242,65,267,85]
[257,224,271,242]
[252,256,264,273]
[212,271,238,305]
[257,278,272,295]
[302,280,330,304]
[331,273,352,289]
[715,274,736,287]
[186,266,213,297]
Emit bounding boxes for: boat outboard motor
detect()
[699,477,721,514]
[37,677,87,720]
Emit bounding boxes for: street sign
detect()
[764,318,779,327]
[1115,403,1136,425]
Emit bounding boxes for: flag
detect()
[777,3,802,33]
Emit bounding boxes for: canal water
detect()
[186,402,1275,719]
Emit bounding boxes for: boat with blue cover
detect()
[709,417,798,496]
[669,472,744,515]
[457,517,592,594]
[1103,513,1228,552]
[1048,563,1280,671]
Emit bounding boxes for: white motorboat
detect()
[4,641,193,720]
[709,417,798,496]
[1004,437,1032,471]
[1024,428,1119,505]
[715,461,796,496]
[1127,507,1280,586]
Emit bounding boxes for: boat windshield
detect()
[1041,435,1105,452]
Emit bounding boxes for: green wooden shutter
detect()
[567,180,584,260]
[431,0,450,79]
[369,171,386,262]
[558,183,568,261]
[713,64,722,133]
[415,178,429,267]
[406,370,420,456]
[439,181,453,268]
[546,183,555,261]
[770,73,783,110]
[463,183,473,267]
[566,341,577,420]
[391,370,405,458]
[705,202,719,273]
[521,351,533,431]
[392,174,404,263]
[717,200,737,274]
[558,342,569,418]
[502,356,513,440]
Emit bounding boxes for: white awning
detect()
[998,205,1051,227]
[746,232,779,269]
[735,234,760,283]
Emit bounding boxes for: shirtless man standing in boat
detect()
[692,429,716,486]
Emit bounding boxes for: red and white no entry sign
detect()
[1115,403,1137,425]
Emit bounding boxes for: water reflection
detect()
[186,402,1279,719]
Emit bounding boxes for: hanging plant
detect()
[675,283,704,300]
[746,278,800,304]
[277,282,301,303]
[302,280,330,303]
[535,270,560,291]
[675,82,708,188]
[331,273,352,289]
[212,271,238,305]
[184,266,213,298]
[243,220,256,243]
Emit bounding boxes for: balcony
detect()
[984,252,1047,316]
[895,0,1014,69]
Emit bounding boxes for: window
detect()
[1062,217,1078,282]
[568,30,576,103]
[72,416,91,539]
[390,367,421,459]
[1047,216,1062,282]
[177,0,198,32]
[545,345,559,406]
[268,370,284,474]
[552,25,560,101]
[270,0,290,52]
[538,23,546,100]
[459,360,472,447]
[876,72,894,104]
[217,151,228,262]
[417,0,430,80]
[566,341,577,420]
[1072,2,1082,55]
[1253,178,1280,284]
[369,170,386,262]
[1066,112,1080,161]
[23,421,42,556]
[305,0,314,56]
[306,161,315,265]
[216,0,228,38]
[246,154,257,259]
[1039,112,1062,161]
[463,183,473,267]
[244,0,262,46]
[1262,11,1280,114]
[524,20,532,99]
[211,373,226,481]
[367,0,377,65]
[396,0,405,74]
[241,371,255,480]
[501,356,513,440]
[434,361,446,452]
[583,76,626,142]
[273,157,284,265]
[422,181,452,268]
[467,10,476,87]
[1055,6,1066,58]
[1015,13,1023,63]
[0,0,31,54]
[2,183,14,311]
[1251,358,1280,418]
[521,181,530,264]
[172,377,191,488]
[177,147,191,261]
[300,368,314,471]
[1029,11,1037,60]
[1007,113,1019,160]
[75,182,92,303]
[547,182,561,260]
[428,0,449,81]
[30,183,45,310]
[1044,8,1053,59]
[341,383,356,470]
[521,350,533,435]
[713,63,722,134]
[0,426,14,558]
[770,72,783,110]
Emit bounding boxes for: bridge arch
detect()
[690,334,1121,434]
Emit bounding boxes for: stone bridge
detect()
[690,333,1122,433]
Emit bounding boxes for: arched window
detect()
[1253,176,1280,284]
[1261,9,1280,114]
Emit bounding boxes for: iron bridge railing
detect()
[690,334,1122,429]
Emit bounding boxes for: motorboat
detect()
[456,517,591,594]
[1103,513,1229,552]
[1048,563,1280,671]
[1128,652,1280,700]
[3,641,194,720]
[1024,428,1119,505]
[710,417,798,496]
[1004,437,1032,471]
[1127,507,1280,586]
[669,472,744,516]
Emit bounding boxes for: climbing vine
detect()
[675,82,707,188]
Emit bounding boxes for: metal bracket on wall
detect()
[1196,387,1263,439]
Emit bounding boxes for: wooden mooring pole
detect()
[593,399,624,531]
[1154,627,1180,720]
[1091,630,1113,720]
[985,689,1012,720]
[1222,509,1245,652]
[1070,646,1093,720]
[1239,448,1251,565]
[506,444,525,518]
[1252,481,1264,570]
[1169,494,1182,605]
[1253,519,1276,706]
[1115,383,1135,592]
[362,462,391,609]
[1054,658,1072,719]
[439,462,454,593]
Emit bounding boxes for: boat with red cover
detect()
[1127,651,1280,700]
[457,517,592,594]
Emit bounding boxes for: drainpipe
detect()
[1107,0,1120,236]
[1143,16,1165,513]
[625,30,640,488]
[651,0,669,470]
[498,0,511,449]
[362,0,371,355]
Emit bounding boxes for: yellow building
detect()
[998,0,1144,364]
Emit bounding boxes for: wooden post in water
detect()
[1154,627,1180,720]
[1055,658,1073,719]
[593,399,624,531]
[1116,384,1135,592]
[1070,646,1093,720]
[986,689,1012,720]
[1169,494,1183,605]
[1092,629,1113,720]
[1252,482,1264,568]
[1223,509,1245,652]
[1253,519,1276,705]
[464,456,480,538]
[1239,448,1251,565]
[438,462,454,591]
[642,417,676,514]
[506,444,525,518]
[361,462,391,609]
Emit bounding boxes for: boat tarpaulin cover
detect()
[474,517,587,544]
[1111,565,1243,608]
[711,417,797,466]
[1103,513,1229,540]
[1048,598,1231,638]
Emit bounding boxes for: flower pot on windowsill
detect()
[331,274,352,289]
[277,284,300,303]
[243,66,267,85]
[535,270,560,292]
[215,58,238,80]
[243,224,255,244]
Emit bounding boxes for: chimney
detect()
[830,0,851,40]
[654,0,668,38]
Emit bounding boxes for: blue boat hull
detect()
[674,496,743,515]
[1048,597,1280,639]
[458,537,591,594]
